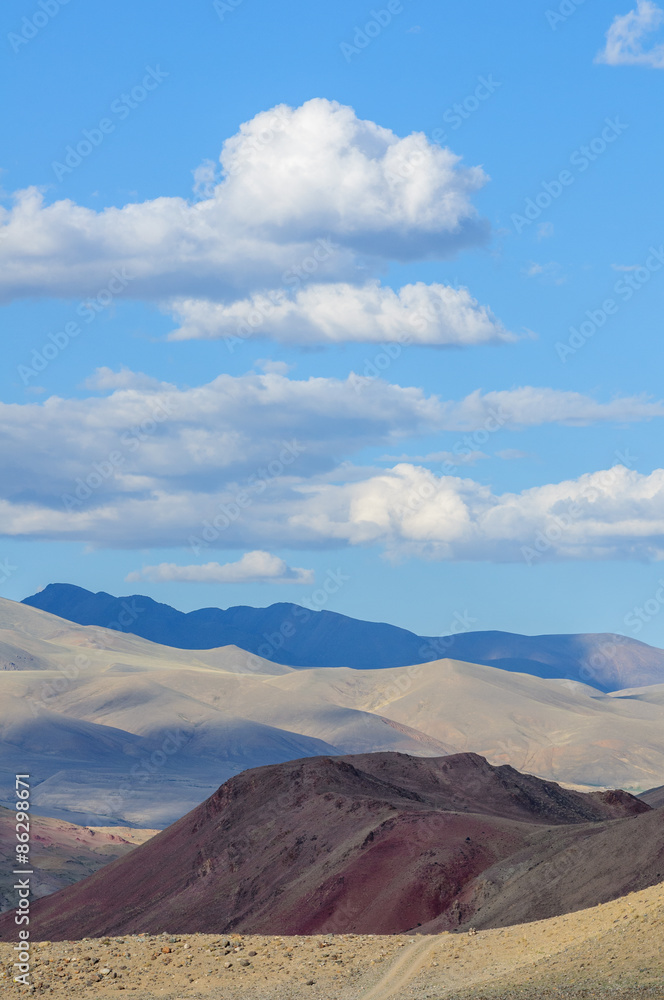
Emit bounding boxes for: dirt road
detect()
[1,880,662,999]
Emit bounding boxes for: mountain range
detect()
[3,595,664,828]
[23,583,664,692]
[2,590,664,953]
[3,751,659,942]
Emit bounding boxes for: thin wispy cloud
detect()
[597,1,664,68]
[1,372,663,558]
[522,261,566,284]
[127,552,314,585]
[496,449,530,461]
[2,371,661,510]
[378,450,488,466]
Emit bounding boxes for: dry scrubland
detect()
[1,881,662,1000]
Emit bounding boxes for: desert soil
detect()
[1,881,662,999]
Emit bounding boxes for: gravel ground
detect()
[1,880,662,999]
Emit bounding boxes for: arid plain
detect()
[1,881,662,999]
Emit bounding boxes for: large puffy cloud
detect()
[167,281,514,347]
[1,370,661,508]
[126,552,314,585]
[283,463,664,561]
[215,100,488,256]
[0,99,488,309]
[596,1,664,68]
[2,462,664,563]
[272,463,664,563]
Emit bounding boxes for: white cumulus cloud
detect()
[0,99,489,307]
[283,463,664,562]
[166,281,514,347]
[4,462,664,564]
[216,99,488,255]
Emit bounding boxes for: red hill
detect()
[0,752,656,941]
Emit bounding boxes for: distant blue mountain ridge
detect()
[22,582,664,693]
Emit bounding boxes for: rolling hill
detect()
[23,583,664,691]
[2,752,658,942]
[642,784,664,808]
[2,596,664,828]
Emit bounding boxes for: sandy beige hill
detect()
[1,880,662,999]
[2,597,664,833]
[25,581,664,690]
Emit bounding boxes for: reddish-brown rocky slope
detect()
[0,752,654,941]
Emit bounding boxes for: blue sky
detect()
[2,0,664,644]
